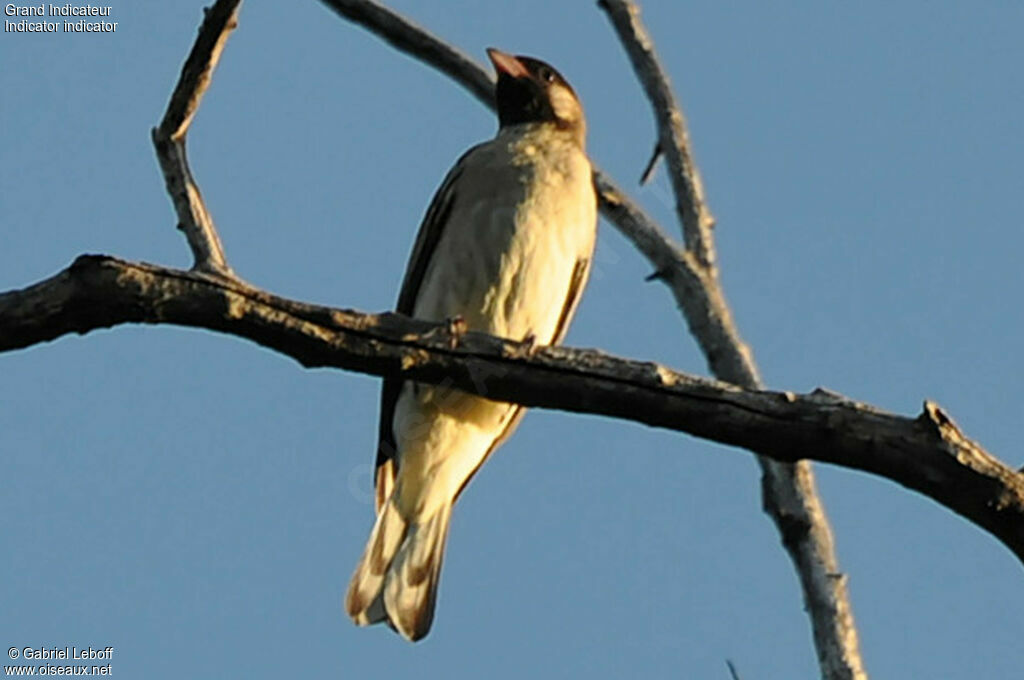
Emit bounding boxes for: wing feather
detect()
[374,144,484,511]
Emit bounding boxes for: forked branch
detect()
[151,0,242,277]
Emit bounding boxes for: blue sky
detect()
[2,2,1022,677]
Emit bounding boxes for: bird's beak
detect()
[487,48,529,79]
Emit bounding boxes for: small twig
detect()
[643,266,668,282]
[639,140,662,185]
[726,660,741,680]
[152,0,242,277]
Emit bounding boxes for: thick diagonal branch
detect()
[599,2,865,678]
[2,255,1023,571]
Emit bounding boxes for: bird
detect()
[345,48,597,641]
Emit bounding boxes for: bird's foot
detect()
[515,332,541,359]
[445,315,468,349]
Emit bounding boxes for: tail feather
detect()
[345,499,407,625]
[384,503,451,641]
[346,497,453,641]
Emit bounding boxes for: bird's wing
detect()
[374,143,484,512]
[551,256,591,345]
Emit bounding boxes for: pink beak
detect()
[487,48,529,78]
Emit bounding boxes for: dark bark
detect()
[3,254,1021,568]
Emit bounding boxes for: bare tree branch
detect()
[598,0,718,269]
[320,0,493,110]
[596,4,869,678]
[2,255,1023,570]
[151,0,242,277]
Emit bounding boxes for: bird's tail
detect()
[345,496,452,642]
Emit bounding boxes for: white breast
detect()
[413,125,596,344]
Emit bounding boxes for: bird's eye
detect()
[538,66,555,83]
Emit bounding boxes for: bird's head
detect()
[487,48,585,146]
